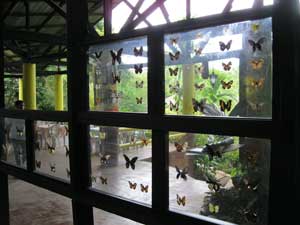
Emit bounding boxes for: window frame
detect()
[0,0,299,225]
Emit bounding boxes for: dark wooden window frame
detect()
[0,0,299,225]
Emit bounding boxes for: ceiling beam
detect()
[44,0,66,19]
[1,1,18,21]
[3,29,66,45]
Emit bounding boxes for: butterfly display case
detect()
[0,118,26,168]
[90,125,152,205]
[165,18,272,118]
[88,37,148,113]
[34,121,70,181]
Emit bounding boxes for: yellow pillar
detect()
[18,78,23,100]
[23,63,36,110]
[182,64,195,115]
[55,75,64,111]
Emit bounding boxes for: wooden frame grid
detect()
[0,1,299,225]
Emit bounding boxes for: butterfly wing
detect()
[123,154,130,168]
[129,156,138,170]
[219,100,225,112]
[116,48,123,64]
[175,166,181,179]
[219,41,226,51]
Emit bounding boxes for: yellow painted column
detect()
[182,64,195,115]
[18,78,23,100]
[23,63,36,110]
[55,75,64,111]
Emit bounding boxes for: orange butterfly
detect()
[170,37,178,45]
[194,83,205,91]
[250,77,265,89]
[222,61,232,71]
[220,100,232,112]
[250,59,264,70]
[174,142,188,152]
[141,138,149,146]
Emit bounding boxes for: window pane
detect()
[90,126,152,205]
[164,18,272,118]
[34,121,70,181]
[88,37,148,113]
[169,132,270,225]
[9,177,73,225]
[1,118,26,168]
[94,208,143,225]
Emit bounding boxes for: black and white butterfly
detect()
[94,51,103,60]
[50,163,56,173]
[99,153,111,165]
[123,154,138,170]
[175,166,188,181]
[248,37,266,52]
[16,126,24,137]
[110,48,123,65]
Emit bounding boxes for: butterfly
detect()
[169,81,180,93]
[130,135,136,144]
[110,48,123,65]
[248,37,266,52]
[205,144,223,161]
[35,160,41,168]
[209,203,220,214]
[169,67,179,76]
[136,81,144,88]
[65,145,70,157]
[248,101,265,112]
[112,91,122,100]
[204,174,230,192]
[221,80,233,89]
[134,64,143,74]
[16,126,24,137]
[141,138,149,146]
[176,194,186,206]
[250,77,265,89]
[123,154,138,170]
[250,59,264,70]
[219,40,232,51]
[47,143,56,154]
[50,163,56,173]
[112,72,121,84]
[169,101,179,111]
[136,97,143,104]
[64,126,69,136]
[174,142,187,152]
[128,181,137,190]
[91,176,97,183]
[194,48,203,56]
[175,166,188,181]
[222,61,232,71]
[192,98,205,113]
[169,51,180,61]
[94,51,103,59]
[251,23,260,32]
[100,176,108,185]
[170,37,178,45]
[66,168,71,178]
[99,153,111,164]
[194,83,205,91]
[219,99,232,112]
[133,46,143,56]
[140,184,149,193]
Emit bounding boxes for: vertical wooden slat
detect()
[270,0,299,224]
[25,120,34,172]
[67,0,93,224]
[148,31,169,222]
[104,0,112,35]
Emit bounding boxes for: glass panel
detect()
[34,121,70,181]
[90,126,152,205]
[169,132,270,225]
[164,18,272,118]
[9,177,73,225]
[4,77,20,109]
[0,118,26,168]
[88,37,148,113]
[94,208,143,225]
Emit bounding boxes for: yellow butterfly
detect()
[251,23,260,32]
[250,59,264,70]
[209,203,220,213]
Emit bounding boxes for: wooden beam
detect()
[223,0,234,13]
[1,0,18,21]
[123,0,152,27]
[44,0,66,19]
[24,0,30,29]
[3,29,66,44]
